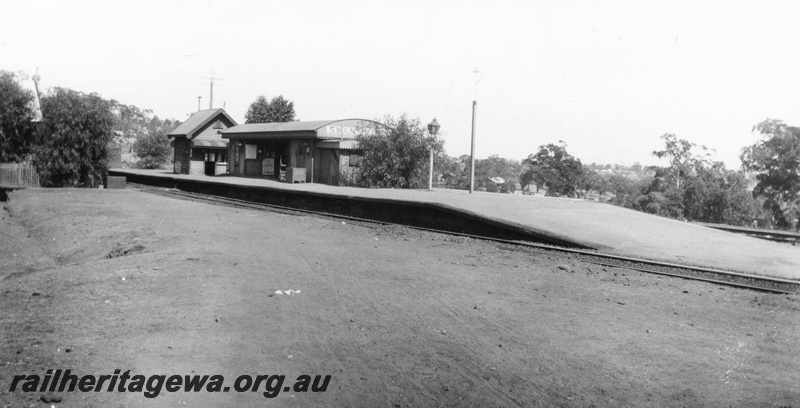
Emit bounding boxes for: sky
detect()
[3,0,800,169]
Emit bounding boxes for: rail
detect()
[700,223,800,244]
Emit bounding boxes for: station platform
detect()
[109,169,800,280]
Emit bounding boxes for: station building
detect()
[168,109,238,176]
[220,119,379,185]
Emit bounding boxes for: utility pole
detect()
[31,68,43,122]
[31,68,42,102]
[203,70,222,109]
[469,100,477,193]
[469,69,482,194]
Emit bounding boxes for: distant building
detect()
[168,109,238,176]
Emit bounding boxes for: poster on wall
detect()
[262,158,275,176]
[245,144,257,159]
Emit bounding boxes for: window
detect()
[204,151,227,162]
[245,144,257,159]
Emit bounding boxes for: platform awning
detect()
[191,139,228,148]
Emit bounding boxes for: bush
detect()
[34,88,114,187]
[134,131,171,169]
[0,71,36,162]
[356,114,444,189]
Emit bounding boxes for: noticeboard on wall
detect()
[245,144,257,159]
[262,158,275,176]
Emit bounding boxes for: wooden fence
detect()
[0,162,40,187]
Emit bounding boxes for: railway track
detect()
[128,183,800,295]
[700,223,800,244]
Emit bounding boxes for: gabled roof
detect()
[168,109,237,139]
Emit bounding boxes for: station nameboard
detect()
[317,120,376,138]
[325,126,360,137]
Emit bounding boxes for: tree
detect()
[741,119,800,229]
[474,155,522,193]
[356,114,444,189]
[133,116,178,169]
[0,71,36,162]
[134,131,171,169]
[652,133,713,190]
[637,166,686,218]
[680,165,767,226]
[632,191,672,217]
[33,88,115,187]
[110,100,152,138]
[244,95,296,123]
[576,167,608,198]
[639,133,713,219]
[519,142,584,197]
[631,134,767,225]
[714,171,769,226]
[606,174,652,208]
[438,155,470,190]
[500,180,518,194]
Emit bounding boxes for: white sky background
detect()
[3,0,800,168]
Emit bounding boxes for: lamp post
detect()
[469,69,482,194]
[427,118,441,190]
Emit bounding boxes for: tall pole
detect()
[204,70,222,109]
[469,69,481,194]
[426,118,440,191]
[469,100,477,194]
[428,146,434,190]
[209,79,214,109]
[31,69,43,122]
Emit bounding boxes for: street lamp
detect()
[469,68,482,194]
[427,117,441,190]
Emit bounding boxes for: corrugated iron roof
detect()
[224,120,340,134]
[169,109,237,138]
[222,119,385,139]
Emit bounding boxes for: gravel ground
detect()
[1,188,799,407]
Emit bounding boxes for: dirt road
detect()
[1,189,798,407]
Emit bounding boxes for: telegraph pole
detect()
[204,70,222,109]
[31,68,43,122]
[469,69,482,194]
